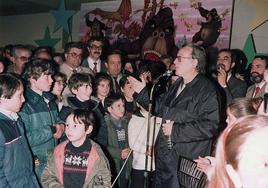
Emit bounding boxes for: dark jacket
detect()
[0,113,40,188]
[19,88,64,178]
[224,75,247,104]
[60,96,108,147]
[134,74,220,188]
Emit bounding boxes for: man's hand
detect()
[53,123,65,139]
[217,67,227,87]
[194,156,212,175]
[121,147,130,160]
[127,75,146,94]
[162,120,174,136]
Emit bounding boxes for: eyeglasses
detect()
[15,56,30,62]
[176,55,193,61]
[68,52,82,59]
[90,44,102,50]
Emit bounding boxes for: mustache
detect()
[250,72,261,76]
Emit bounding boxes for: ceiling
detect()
[0,0,106,16]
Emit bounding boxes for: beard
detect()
[250,72,263,83]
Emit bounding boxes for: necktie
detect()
[113,77,120,94]
[93,62,97,73]
[254,86,261,97]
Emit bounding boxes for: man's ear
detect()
[64,53,68,60]
[231,62,235,69]
[86,125,93,135]
[226,164,242,188]
[192,59,198,69]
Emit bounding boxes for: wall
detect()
[0,0,267,53]
[231,0,268,53]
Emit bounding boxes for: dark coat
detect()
[0,113,40,187]
[134,74,220,188]
[224,75,247,104]
[19,88,64,178]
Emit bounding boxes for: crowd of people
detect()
[1,37,268,188]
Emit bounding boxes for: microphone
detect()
[153,70,173,84]
[161,70,173,77]
[264,93,268,113]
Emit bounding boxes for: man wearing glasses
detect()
[60,42,93,101]
[60,42,93,80]
[81,37,106,73]
[128,43,220,188]
[8,44,32,75]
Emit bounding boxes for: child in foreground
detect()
[0,73,39,187]
[41,109,111,188]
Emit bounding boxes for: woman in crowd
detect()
[93,72,112,115]
[207,115,268,188]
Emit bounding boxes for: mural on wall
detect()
[34,0,76,48]
[80,0,234,55]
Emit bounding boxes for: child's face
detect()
[122,81,134,100]
[108,99,125,119]
[65,114,92,147]
[97,80,110,99]
[73,83,92,102]
[31,73,53,93]
[52,79,65,96]
[1,84,25,112]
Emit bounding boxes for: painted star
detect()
[50,0,76,34]
[246,0,268,31]
[243,34,256,66]
[34,27,61,47]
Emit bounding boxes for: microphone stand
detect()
[143,75,163,188]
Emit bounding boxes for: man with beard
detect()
[82,37,106,73]
[216,49,247,104]
[246,56,268,98]
[128,43,220,188]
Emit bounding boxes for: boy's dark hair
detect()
[68,73,93,90]
[0,73,22,99]
[71,109,95,131]
[64,42,84,54]
[23,59,54,83]
[119,76,129,88]
[104,93,125,111]
[93,72,112,96]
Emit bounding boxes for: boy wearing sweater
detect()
[41,109,111,187]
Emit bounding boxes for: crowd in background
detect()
[0,37,268,188]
